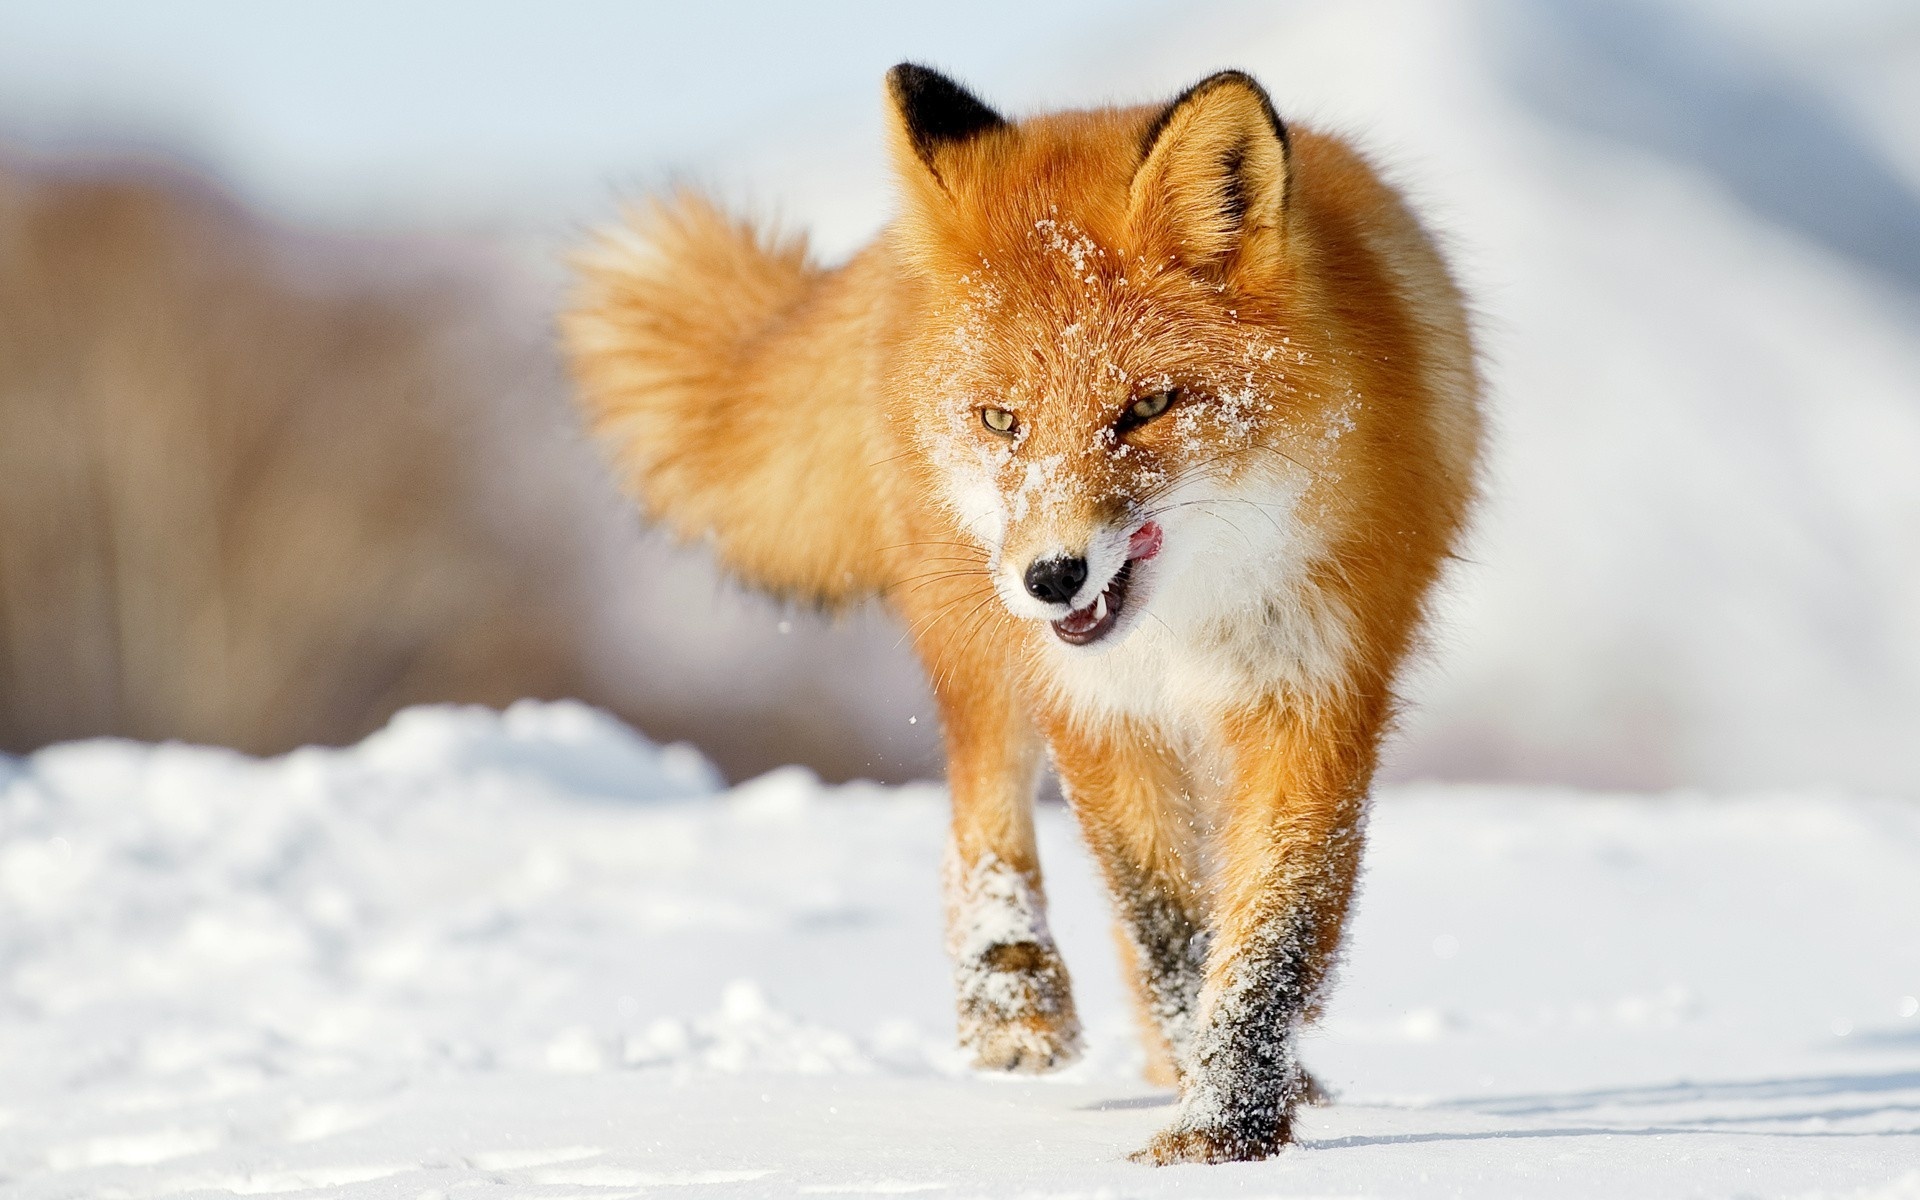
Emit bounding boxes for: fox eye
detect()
[1116,388,1178,434]
[981,407,1017,435]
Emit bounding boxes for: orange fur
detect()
[564,66,1482,1164]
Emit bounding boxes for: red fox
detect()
[564,65,1482,1163]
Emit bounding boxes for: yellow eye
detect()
[981,407,1017,435]
[1117,389,1177,433]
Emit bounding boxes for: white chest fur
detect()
[1035,468,1354,736]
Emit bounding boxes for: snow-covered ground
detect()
[5,702,1916,1198]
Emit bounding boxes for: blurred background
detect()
[1,0,1915,794]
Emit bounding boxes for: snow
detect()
[5,702,1917,1197]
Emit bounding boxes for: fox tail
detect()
[562,192,887,609]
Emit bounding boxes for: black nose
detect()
[1024,555,1088,605]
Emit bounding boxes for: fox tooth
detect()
[1094,591,1108,621]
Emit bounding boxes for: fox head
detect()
[884,65,1353,651]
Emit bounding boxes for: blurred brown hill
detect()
[0,157,939,780]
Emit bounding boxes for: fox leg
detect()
[1042,714,1207,1086]
[917,598,1081,1072]
[1135,699,1375,1165]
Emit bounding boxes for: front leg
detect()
[916,597,1080,1073]
[1136,699,1376,1164]
[1042,712,1207,1086]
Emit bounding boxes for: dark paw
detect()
[1129,1115,1293,1165]
[1130,1067,1307,1165]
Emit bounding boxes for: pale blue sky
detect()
[0,1,1178,227]
[0,0,1908,248]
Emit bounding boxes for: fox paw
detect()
[966,1008,1083,1072]
[1130,1078,1303,1165]
[1129,1115,1293,1166]
[956,941,1082,1073]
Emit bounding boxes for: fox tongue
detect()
[1128,521,1163,561]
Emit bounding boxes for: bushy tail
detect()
[562,193,888,608]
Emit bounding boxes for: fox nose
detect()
[1024,555,1088,605]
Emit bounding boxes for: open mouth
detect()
[1048,522,1162,647]
[1051,561,1132,645]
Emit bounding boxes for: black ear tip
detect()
[885,62,927,97]
[886,62,967,111]
[887,63,1008,167]
[1144,68,1288,158]
[1201,68,1264,92]
[1185,70,1280,122]
[887,62,937,90]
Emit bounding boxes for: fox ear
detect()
[1130,70,1289,272]
[886,63,1008,189]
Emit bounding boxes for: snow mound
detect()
[355,698,723,799]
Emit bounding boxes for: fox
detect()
[563,65,1482,1163]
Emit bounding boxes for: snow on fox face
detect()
[904,212,1349,651]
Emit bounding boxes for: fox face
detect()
[887,69,1348,654]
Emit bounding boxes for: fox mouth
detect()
[1051,561,1133,645]
[1048,522,1162,647]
